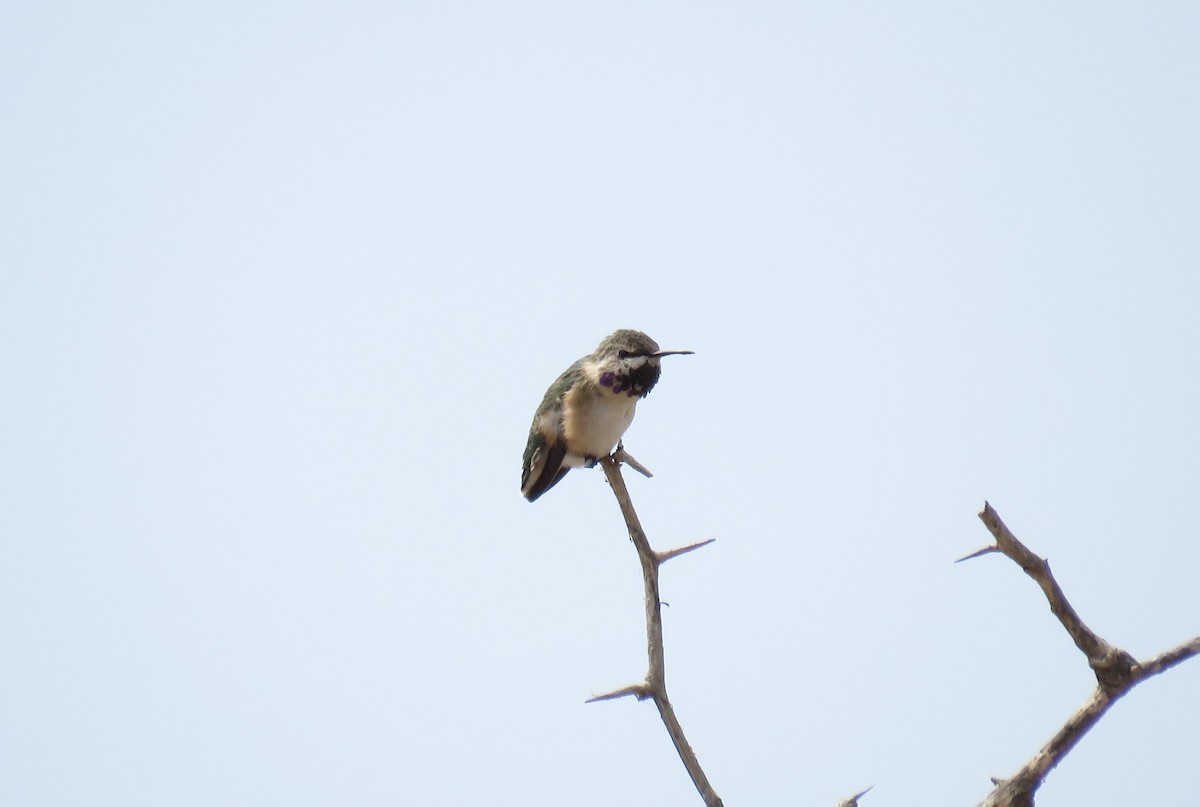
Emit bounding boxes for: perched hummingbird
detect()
[520,329,693,502]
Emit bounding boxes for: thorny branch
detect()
[587,451,723,807]
[963,502,1200,807]
[575,480,1196,807]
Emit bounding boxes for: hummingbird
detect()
[520,329,693,502]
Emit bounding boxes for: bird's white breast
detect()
[562,362,639,461]
[575,394,636,457]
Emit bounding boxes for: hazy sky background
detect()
[3,2,1198,805]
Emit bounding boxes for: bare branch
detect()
[1135,636,1200,680]
[976,501,1134,683]
[972,502,1200,807]
[592,455,723,807]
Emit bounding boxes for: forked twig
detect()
[966,502,1200,807]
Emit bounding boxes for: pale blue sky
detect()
[3,3,1199,805]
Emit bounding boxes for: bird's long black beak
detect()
[652,350,694,358]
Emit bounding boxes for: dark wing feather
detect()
[523,439,569,502]
[521,362,583,502]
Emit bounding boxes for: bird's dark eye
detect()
[618,350,631,359]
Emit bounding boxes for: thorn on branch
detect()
[955,545,1000,563]
[657,538,718,565]
[612,442,653,478]
[837,785,874,807]
[586,684,652,703]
